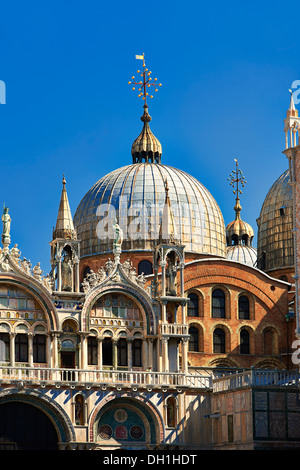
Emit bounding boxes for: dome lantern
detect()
[226,159,254,247]
[226,159,256,266]
[129,54,162,163]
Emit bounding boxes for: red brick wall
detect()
[80,251,294,370]
[183,259,293,369]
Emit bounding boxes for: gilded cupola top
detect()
[129,54,162,163]
[226,159,254,247]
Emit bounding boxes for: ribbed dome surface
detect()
[74,163,226,258]
[257,169,293,272]
[226,245,257,267]
[226,219,254,242]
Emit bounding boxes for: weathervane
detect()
[128,53,162,106]
[228,159,246,197]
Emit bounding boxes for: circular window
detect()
[130,425,144,440]
[99,424,113,440]
[114,409,127,423]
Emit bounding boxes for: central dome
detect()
[74,163,226,258]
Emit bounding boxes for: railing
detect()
[1,366,297,392]
[213,369,300,392]
[160,323,189,336]
[0,366,211,389]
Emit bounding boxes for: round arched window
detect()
[138,260,153,276]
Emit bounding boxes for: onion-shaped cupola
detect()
[226,159,257,266]
[131,105,162,163]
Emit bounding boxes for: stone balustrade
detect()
[212,368,300,392]
[159,322,189,336]
[0,365,211,390]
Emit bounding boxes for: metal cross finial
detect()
[228,158,247,198]
[128,53,162,106]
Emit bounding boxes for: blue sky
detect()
[0,0,298,272]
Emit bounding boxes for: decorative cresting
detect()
[81,222,149,295]
[81,225,155,334]
[0,206,55,293]
[129,54,162,163]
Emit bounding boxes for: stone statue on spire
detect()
[2,205,11,248]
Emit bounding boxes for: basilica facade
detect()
[0,61,299,450]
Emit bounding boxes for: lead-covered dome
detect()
[257,169,293,272]
[74,163,226,258]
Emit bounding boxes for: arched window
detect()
[15,334,28,362]
[102,338,113,366]
[88,336,98,365]
[0,333,9,362]
[188,293,199,317]
[238,295,249,319]
[189,327,199,352]
[242,234,249,246]
[138,260,153,276]
[33,334,46,363]
[212,289,225,318]
[240,329,250,354]
[166,396,176,427]
[213,328,225,353]
[132,339,142,367]
[118,338,128,366]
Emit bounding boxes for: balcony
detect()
[159,323,189,337]
[213,368,300,392]
[0,366,212,390]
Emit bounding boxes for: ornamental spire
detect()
[226,159,254,247]
[284,89,300,149]
[129,54,163,164]
[53,175,77,240]
[129,53,162,106]
[228,158,246,220]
